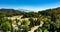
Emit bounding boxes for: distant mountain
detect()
[0,8,23,17]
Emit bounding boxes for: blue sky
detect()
[0,0,60,12]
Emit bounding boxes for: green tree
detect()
[22,20,30,26]
[29,18,35,27]
[2,21,11,32]
[24,26,30,32]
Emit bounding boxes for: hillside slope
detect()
[38,7,60,15]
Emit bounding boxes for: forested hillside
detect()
[0,7,60,32]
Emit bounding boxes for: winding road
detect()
[28,21,44,32]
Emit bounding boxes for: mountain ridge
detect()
[0,7,60,17]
